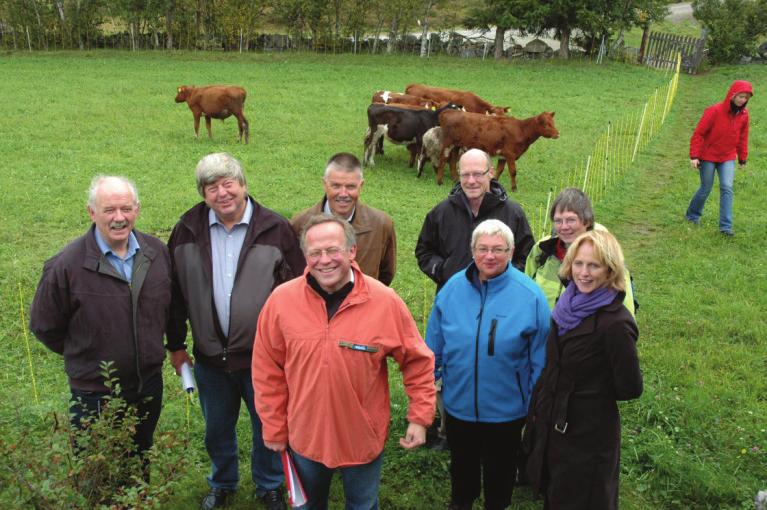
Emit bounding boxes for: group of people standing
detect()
[27,79,751,510]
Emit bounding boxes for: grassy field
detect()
[0,51,764,509]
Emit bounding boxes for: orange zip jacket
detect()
[252,263,435,468]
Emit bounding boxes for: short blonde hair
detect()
[559,230,626,292]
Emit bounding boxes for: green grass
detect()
[0,51,765,509]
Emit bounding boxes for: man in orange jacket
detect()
[252,214,435,509]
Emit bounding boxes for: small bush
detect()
[693,0,767,63]
[0,363,189,509]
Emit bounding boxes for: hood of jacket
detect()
[723,80,753,106]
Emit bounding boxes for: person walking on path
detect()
[685,80,753,236]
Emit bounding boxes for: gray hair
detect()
[550,188,595,229]
[87,175,139,208]
[299,214,356,252]
[471,219,515,251]
[324,152,363,179]
[458,148,492,173]
[195,153,247,197]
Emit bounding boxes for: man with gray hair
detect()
[167,153,304,510]
[30,175,171,459]
[291,152,397,285]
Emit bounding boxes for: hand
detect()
[264,440,287,452]
[399,423,427,449]
[690,158,700,169]
[169,349,193,375]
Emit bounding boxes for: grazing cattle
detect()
[175,85,249,143]
[436,110,559,190]
[363,103,461,168]
[371,90,441,109]
[405,83,509,115]
[417,127,469,177]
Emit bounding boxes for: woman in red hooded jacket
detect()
[685,80,753,236]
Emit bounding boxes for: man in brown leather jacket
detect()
[291,152,397,286]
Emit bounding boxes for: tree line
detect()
[0,0,765,62]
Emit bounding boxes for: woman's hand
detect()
[690,158,700,169]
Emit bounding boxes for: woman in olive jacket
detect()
[525,230,642,510]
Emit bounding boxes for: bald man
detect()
[416,149,534,291]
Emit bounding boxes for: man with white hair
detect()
[166,153,304,510]
[30,175,171,458]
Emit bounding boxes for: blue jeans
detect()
[291,451,382,510]
[195,361,283,494]
[686,160,735,232]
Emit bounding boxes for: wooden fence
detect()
[643,31,705,74]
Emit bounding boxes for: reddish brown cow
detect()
[371,90,441,109]
[405,83,509,115]
[175,85,249,143]
[436,110,559,190]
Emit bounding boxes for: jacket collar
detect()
[557,292,626,341]
[317,197,373,235]
[448,179,509,217]
[302,260,370,306]
[82,224,157,274]
[463,261,513,292]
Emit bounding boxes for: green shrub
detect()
[0,363,189,509]
[693,0,767,63]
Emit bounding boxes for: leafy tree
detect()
[465,0,530,59]
[693,0,767,63]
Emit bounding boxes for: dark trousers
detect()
[69,373,163,455]
[445,413,525,510]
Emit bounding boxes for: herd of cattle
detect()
[175,82,560,191]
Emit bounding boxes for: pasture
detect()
[0,51,764,509]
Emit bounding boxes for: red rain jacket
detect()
[690,80,752,164]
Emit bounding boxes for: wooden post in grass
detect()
[604,122,611,192]
[632,102,648,162]
[18,283,40,405]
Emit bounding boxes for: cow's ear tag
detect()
[431,106,436,111]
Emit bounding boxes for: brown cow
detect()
[371,90,441,109]
[405,83,509,115]
[175,85,249,143]
[436,110,559,190]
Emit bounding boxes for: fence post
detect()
[542,189,553,238]
[582,155,592,192]
[632,102,648,162]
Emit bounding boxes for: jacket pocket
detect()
[487,319,497,356]
[515,371,526,407]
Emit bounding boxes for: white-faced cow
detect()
[363,103,461,168]
[175,85,249,143]
[436,110,559,190]
[405,84,509,116]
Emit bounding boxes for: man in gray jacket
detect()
[30,175,171,457]
[166,153,304,510]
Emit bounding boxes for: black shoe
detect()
[201,488,233,509]
[720,230,734,237]
[259,488,286,510]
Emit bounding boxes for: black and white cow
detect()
[363,102,461,168]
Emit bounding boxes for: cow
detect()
[175,85,249,143]
[435,110,559,190]
[371,90,441,109]
[417,127,468,177]
[405,83,509,115]
[363,102,461,168]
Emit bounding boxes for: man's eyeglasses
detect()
[474,246,510,256]
[458,169,491,180]
[306,246,346,261]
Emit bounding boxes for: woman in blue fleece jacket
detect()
[426,219,550,510]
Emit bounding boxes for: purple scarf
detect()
[552,283,617,336]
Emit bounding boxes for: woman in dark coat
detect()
[526,230,642,510]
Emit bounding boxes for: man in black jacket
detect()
[30,175,171,458]
[166,153,305,510]
[416,149,534,292]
